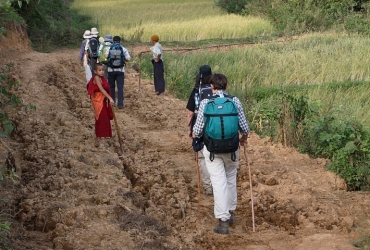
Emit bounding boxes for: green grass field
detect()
[71,0,273,42]
[139,32,370,129]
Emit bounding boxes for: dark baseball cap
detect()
[199,65,212,76]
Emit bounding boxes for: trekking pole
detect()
[195,152,201,219]
[111,108,124,158]
[138,54,142,91]
[243,145,255,232]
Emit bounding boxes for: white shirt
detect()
[150,42,163,60]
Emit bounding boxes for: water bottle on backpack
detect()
[194,92,200,113]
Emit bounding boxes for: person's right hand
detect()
[188,130,193,138]
[109,98,115,106]
[240,134,248,147]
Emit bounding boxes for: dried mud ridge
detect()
[1,47,370,250]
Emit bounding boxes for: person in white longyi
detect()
[80,30,92,83]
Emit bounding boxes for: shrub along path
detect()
[0,37,369,249]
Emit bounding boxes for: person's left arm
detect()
[104,47,110,58]
[123,47,131,62]
[192,99,207,138]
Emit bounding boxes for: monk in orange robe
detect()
[87,63,115,147]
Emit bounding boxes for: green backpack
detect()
[99,44,110,65]
[203,96,239,161]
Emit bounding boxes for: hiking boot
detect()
[204,186,213,196]
[229,210,234,225]
[214,219,230,234]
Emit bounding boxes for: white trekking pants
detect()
[198,150,211,189]
[203,147,238,221]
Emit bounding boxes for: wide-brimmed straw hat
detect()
[91,27,99,35]
[83,30,92,39]
[104,34,113,42]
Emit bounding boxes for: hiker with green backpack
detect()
[192,73,250,235]
[98,34,113,79]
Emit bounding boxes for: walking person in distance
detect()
[98,34,113,79]
[85,27,100,77]
[80,30,92,83]
[105,36,131,109]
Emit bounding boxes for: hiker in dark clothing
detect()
[186,65,213,195]
[105,36,131,109]
[85,27,100,77]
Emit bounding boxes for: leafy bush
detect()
[214,0,248,14]
[218,0,370,35]
[240,83,370,190]
[344,14,370,35]
[0,220,11,250]
[302,115,370,190]
[12,0,94,51]
[257,90,370,191]
[0,1,25,26]
[0,63,23,137]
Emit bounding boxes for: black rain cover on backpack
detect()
[88,37,99,59]
[198,84,212,103]
[108,43,125,68]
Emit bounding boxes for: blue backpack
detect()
[108,43,125,68]
[203,96,239,161]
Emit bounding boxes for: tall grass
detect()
[139,33,370,128]
[185,33,370,88]
[148,33,370,85]
[71,0,273,42]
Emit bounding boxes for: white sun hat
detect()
[83,30,92,39]
[91,27,99,35]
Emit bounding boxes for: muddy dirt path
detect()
[1,43,370,250]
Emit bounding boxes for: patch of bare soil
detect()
[1,30,370,250]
